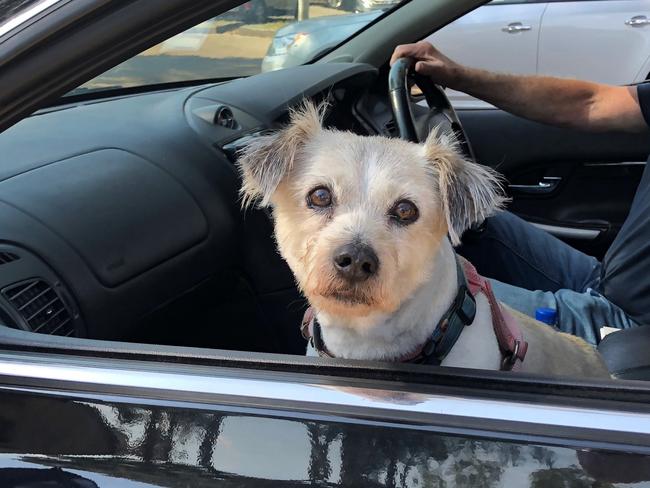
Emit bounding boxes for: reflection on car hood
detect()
[275,10,382,37]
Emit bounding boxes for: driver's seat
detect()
[598,326,650,380]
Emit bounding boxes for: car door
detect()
[1,343,650,487]
[428,0,548,107]
[459,110,650,258]
[538,0,650,85]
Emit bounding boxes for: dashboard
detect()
[0,62,384,350]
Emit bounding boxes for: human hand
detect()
[390,41,463,87]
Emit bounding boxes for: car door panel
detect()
[1,387,648,487]
[458,108,650,257]
[539,0,650,84]
[428,1,548,107]
[1,349,650,487]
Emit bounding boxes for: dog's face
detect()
[238,102,504,324]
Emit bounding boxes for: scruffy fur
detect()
[238,101,609,378]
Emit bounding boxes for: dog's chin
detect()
[310,293,376,318]
[306,285,400,319]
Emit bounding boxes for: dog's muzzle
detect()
[333,242,379,283]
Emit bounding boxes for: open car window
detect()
[0,0,644,383]
[0,0,645,383]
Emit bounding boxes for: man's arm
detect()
[391,41,648,133]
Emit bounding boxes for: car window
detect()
[70,0,402,97]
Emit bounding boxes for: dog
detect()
[237,101,609,378]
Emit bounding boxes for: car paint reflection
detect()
[0,391,650,487]
[0,390,649,487]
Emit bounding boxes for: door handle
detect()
[509,176,562,195]
[625,15,650,27]
[502,22,532,33]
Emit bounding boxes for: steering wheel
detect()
[388,57,476,163]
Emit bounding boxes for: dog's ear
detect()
[424,128,507,245]
[238,101,325,208]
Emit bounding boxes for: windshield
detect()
[70,0,401,97]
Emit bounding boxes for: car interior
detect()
[1,0,649,381]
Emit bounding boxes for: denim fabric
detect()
[457,212,601,293]
[457,211,639,345]
[489,279,638,345]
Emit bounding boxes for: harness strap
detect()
[412,257,476,365]
[460,257,529,371]
[301,307,335,358]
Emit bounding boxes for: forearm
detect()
[448,66,598,130]
[392,41,647,133]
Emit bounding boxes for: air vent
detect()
[1,279,74,336]
[214,106,237,129]
[0,252,18,266]
[383,119,398,137]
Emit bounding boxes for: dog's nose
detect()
[333,243,379,283]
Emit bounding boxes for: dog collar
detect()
[401,256,476,365]
[301,255,528,370]
[301,256,477,365]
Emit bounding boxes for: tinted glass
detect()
[71,0,402,97]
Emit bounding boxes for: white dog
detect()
[238,102,608,378]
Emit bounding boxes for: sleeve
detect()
[637,83,650,128]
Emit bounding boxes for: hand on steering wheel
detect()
[388,57,475,163]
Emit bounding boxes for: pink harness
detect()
[461,258,529,371]
[302,257,528,371]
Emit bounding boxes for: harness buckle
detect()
[501,340,521,369]
[457,287,476,325]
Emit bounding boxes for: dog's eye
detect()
[389,200,419,225]
[307,187,332,208]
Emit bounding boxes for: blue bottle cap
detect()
[535,307,557,325]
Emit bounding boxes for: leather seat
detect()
[597,326,650,380]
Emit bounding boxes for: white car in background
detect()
[429,0,650,106]
[263,0,650,106]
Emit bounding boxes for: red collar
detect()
[301,257,528,371]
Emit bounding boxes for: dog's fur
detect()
[238,102,609,378]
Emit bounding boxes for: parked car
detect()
[261,9,381,72]
[430,0,650,107]
[0,0,650,486]
[262,0,650,105]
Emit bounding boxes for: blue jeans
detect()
[457,212,639,345]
